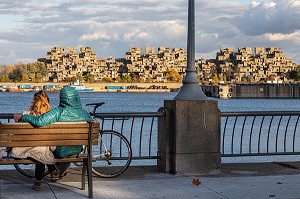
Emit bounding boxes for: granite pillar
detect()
[158,100,221,175]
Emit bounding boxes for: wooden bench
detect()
[0,121,100,198]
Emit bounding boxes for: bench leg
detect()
[81,163,87,190]
[87,124,94,198]
[82,157,93,198]
[87,157,93,198]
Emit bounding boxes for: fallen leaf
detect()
[192,179,201,186]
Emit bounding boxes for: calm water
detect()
[1,91,300,113]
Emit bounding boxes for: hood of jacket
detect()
[59,86,82,109]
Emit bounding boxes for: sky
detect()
[0,0,300,65]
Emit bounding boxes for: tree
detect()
[36,62,48,77]
[122,74,132,83]
[21,73,29,82]
[129,73,137,82]
[0,74,9,82]
[76,73,84,82]
[71,76,77,82]
[27,63,36,81]
[10,63,24,82]
[165,69,182,82]
[137,76,145,82]
[145,77,152,83]
[288,66,300,80]
[115,76,121,82]
[35,73,43,82]
[102,77,112,82]
[7,65,14,73]
[84,74,95,83]
[212,73,219,84]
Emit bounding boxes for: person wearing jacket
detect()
[14,86,92,191]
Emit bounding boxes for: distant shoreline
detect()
[0,82,182,92]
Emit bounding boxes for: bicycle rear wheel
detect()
[92,130,132,178]
[14,164,49,178]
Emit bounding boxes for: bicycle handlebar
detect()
[86,102,105,114]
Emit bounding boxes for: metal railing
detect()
[3,111,299,162]
[221,111,300,157]
[0,114,14,122]
[0,112,166,163]
[91,110,166,161]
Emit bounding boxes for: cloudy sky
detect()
[0,0,300,65]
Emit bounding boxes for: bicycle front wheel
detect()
[92,130,132,178]
[14,164,49,178]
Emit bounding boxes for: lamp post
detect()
[159,1,221,175]
[173,0,207,100]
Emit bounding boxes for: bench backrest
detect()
[0,122,100,147]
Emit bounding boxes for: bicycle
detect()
[14,102,132,178]
[86,102,132,178]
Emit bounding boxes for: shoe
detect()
[50,170,60,181]
[33,180,41,191]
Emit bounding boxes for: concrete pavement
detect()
[1,163,300,199]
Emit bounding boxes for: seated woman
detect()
[14,86,92,191]
[11,90,56,191]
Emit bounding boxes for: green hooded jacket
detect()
[20,86,92,157]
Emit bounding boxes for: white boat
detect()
[70,81,94,92]
[31,86,43,91]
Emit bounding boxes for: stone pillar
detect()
[158,100,221,175]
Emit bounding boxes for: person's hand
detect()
[14,114,22,122]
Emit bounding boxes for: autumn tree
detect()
[165,69,182,82]
[212,72,219,84]
[7,65,14,73]
[1,61,48,82]
[0,74,9,82]
[76,73,84,82]
[35,73,43,82]
[71,76,77,82]
[115,76,121,82]
[137,76,145,82]
[84,74,95,83]
[102,77,112,82]
[122,74,131,83]
[21,73,29,82]
[145,77,152,83]
[122,73,137,83]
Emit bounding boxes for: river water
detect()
[1,91,300,167]
[1,91,300,113]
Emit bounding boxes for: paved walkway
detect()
[1,163,300,199]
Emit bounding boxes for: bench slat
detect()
[0,157,86,165]
[0,122,99,129]
[0,122,100,135]
[0,128,99,135]
[0,122,100,148]
[0,130,85,135]
[0,140,99,147]
[1,140,89,147]
[0,134,99,141]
